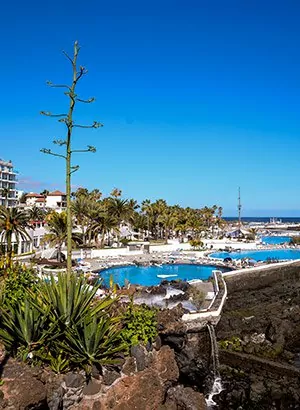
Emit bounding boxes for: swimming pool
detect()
[99,264,230,287]
[210,249,300,262]
[261,236,291,245]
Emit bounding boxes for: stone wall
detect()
[224,261,300,292]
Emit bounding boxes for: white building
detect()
[46,190,66,212]
[0,159,17,207]
[25,192,46,208]
[0,224,47,255]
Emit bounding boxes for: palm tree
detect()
[107,198,133,246]
[89,189,102,201]
[247,228,258,241]
[131,212,147,239]
[27,206,45,222]
[71,196,90,244]
[1,187,10,208]
[107,198,130,222]
[153,199,168,239]
[87,212,119,248]
[158,210,177,244]
[43,212,81,262]
[40,189,49,197]
[0,207,31,266]
[141,199,153,238]
[110,188,122,198]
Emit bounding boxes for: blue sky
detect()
[1,0,300,216]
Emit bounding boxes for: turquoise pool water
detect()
[210,249,300,261]
[261,236,291,245]
[99,264,230,287]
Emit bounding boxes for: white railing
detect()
[182,271,228,322]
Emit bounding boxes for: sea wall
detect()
[224,260,300,292]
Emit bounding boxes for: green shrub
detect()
[121,298,158,349]
[219,336,242,352]
[120,238,130,247]
[189,239,204,250]
[0,265,38,308]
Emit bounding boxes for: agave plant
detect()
[0,298,51,359]
[60,312,125,375]
[0,271,126,375]
[33,272,115,327]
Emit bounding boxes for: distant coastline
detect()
[224,217,300,223]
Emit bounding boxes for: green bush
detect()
[120,238,130,247]
[189,239,204,250]
[121,298,158,349]
[0,265,38,308]
[219,336,242,352]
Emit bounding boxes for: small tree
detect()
[1,187,10,208]
[40,41,102,274]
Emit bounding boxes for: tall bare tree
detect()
[40,41,102,274]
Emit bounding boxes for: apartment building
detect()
[0,159,17,207]
[25,192,46,208]
[46,190,67,212]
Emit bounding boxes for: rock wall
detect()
[215,262,300,409]
[0,345,206,410]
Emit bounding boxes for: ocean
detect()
[224,217,300,223]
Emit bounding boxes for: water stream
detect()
[206,324,223,408]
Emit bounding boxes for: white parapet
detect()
[182,271,228,322]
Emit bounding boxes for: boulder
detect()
[0,358,48,410]
[78,346,179,410]
[164,385,207,410]
[130,344,147,372]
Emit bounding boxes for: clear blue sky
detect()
[1,0,300,216]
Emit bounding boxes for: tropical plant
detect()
[1,187,10,208]
[0,265,38,308]
[86,209,119,248]
[0,273,126,375]
[131,212,147,239]
[35,272,115,326]
[121,298,158,349]
[71,196,90,244]
[0,298,50,359]
[60,313,125,374]
[42,212,81,261]
[27,206,45,222]
[110,188,122,198]
[158,209,178,244]
[189,238,204,250]
[0,207,31,267]
[247,228,258,241]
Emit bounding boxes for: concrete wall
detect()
[91,242,192,258]
[182,270,227,322]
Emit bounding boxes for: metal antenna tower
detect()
[238,187,242,228]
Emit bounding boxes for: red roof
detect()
[25,193,44,198]
[36,198,46,203]
[48,190,66,196]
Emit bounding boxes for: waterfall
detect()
[206,324,223,408]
